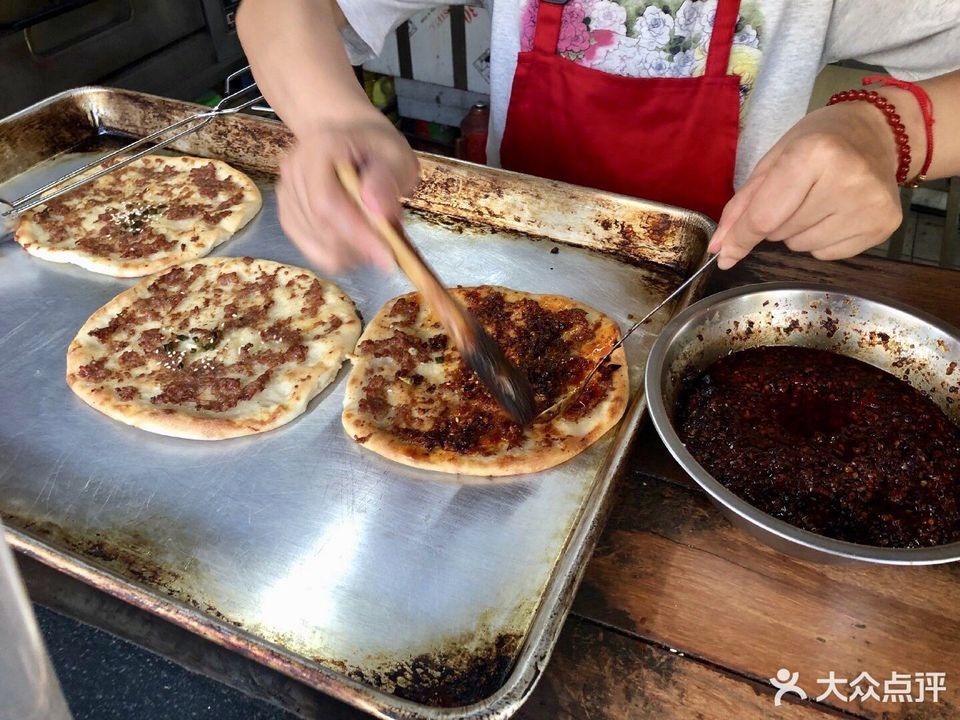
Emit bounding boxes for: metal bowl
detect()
[644,282,960,565]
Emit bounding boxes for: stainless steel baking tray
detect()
[0,88,711,719]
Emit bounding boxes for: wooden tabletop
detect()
[517,246,960,720]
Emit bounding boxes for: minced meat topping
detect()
[77,260,338,413]
[28,157,242,260]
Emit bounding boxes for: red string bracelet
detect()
[862,75,935,187]
[827,89,912,186]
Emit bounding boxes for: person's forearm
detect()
[236,0,376,136]
[876,70,960,182]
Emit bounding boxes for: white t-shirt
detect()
[339,0,960,187]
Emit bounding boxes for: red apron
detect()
[500,0,742,220]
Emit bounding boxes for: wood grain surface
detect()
[571,466,960,718]
[518,616,843,720]
[713,245,960,327]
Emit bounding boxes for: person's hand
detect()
[709,102,904,269]
[276,113,419,273]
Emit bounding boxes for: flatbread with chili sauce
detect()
[343,286,628,475]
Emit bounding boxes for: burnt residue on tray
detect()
[676,346,960,548]
[2,510,258,629]
[408,159,706,276]
[0,96,92,180]
[406,206,503,237]
[3,511,187,590]
[340,633,521,707]
[8,508,520,706]
[72,89,292,177]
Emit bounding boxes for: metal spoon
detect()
[535,254,719,424]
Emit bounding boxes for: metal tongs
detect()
[536,254,719,423]
[0,73,264,231]
[335,161,537,426]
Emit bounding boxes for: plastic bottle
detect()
[458,102,490,165]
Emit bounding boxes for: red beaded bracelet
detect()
[827,89,912,186]
[863,75,935,187]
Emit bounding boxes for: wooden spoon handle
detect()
[334,160,474,350]
[333,160,535,424]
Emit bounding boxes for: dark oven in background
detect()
[0,0,244,117]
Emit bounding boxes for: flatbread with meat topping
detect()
[67,257,360,440]
[343,286,628,475]
[16,155,261,277]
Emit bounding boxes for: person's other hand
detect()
[709,102,903,269]
[277,113,419,273]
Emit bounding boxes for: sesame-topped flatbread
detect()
[343,286,629,476]
[16,155,261,277]
[67,257,360,440]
